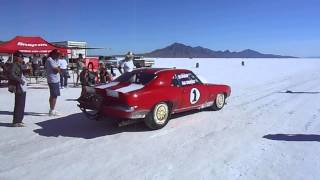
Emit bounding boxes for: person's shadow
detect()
[34,113,150,139]
[0,111,48,127]
[0,111,47,116]
[0,122,13,127]
[263,134,320,142]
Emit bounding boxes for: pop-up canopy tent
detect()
[0,36,70,54]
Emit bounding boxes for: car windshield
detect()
[114,72,156,85]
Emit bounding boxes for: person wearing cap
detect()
[8,51,27,127]
[46,49,61,116]
[118,51,135,74]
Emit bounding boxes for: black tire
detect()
[210,93,225,111]
[144,102,170,130]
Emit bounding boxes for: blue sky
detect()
[1,0,319,57]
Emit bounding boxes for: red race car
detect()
[78,68,231,129]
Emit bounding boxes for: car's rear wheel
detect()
[144,102,170,130]
[210,93,225,111]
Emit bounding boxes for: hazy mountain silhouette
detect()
[143,43,296,58]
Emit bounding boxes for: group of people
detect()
[18,54,44,77]
[0,57,12,84]
[77,51,135,95]
[6,50,136,127]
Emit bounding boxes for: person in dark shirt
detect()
[79,66,89,96]
[8,51,27,127]
[76,54,85,86]
[99,66,112,83]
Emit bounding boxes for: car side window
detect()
[176,72,202,86]
[171,75,181,87]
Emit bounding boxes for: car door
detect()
[175,72,208,112]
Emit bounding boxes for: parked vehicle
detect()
[133,56,155,68]
[103,56,118,69]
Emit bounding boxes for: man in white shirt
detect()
[46,49,61,116]
[58,55,68,88]
[118,51,134,74]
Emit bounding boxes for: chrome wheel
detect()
[153,103,169,125]
[216,93,225,109]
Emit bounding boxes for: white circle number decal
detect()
[190,88,200,104]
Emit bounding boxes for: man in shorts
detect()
[45,49,61,116]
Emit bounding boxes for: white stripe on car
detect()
[96,82,119,89]
[116,84,144,93]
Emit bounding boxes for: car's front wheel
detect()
[210,93,225,111]
[144,102,170,130]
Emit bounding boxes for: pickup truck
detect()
[133,56,154,68]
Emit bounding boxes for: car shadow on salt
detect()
[170,109,202,120]
[34,109,209,139]
[33,113,151,139]
[263,134,320,142]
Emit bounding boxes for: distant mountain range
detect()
[143,43,296,58]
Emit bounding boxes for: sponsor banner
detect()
[17,42,48,47]
[19,50,52,53]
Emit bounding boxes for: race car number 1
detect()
[190,88,200,104]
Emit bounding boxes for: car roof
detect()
[131,68,192,75]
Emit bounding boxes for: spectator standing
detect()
[76,54,85,86]
[42,56,47,67]
[0,59,4,84]
[58,54,68,88]
[45,50,61,116]
[87,62,98,86]
[79,66,88,96]
[3,57,12,76]
[31,54,40,76]
[99,65,112,83]
[118,51,134,74]
[8,51,27,127]
[21,61,29,75]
